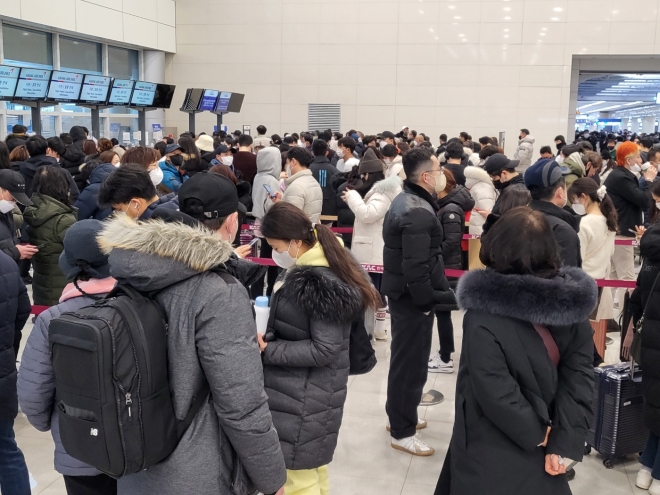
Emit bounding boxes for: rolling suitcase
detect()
[586,362,648,468]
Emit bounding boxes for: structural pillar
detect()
[143,50,166,143]
[632,118,641,134]
[642,116,656,134]
[621,118,630,131]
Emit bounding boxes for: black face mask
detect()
[556,143,564,151]
[607,146,615,150]
[493,179,508,191]
[169,155,184,167]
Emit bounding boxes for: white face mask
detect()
[427,171,447,194]
[555,155,565,165]
[0,198,16,214]
[221,156,234,167]
[631,164,642,174]
[572,203,586,216]
[271,241,300,269]
[149,167,164,186]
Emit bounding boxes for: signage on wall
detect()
[14,68,51,101]
[152,124,163,141]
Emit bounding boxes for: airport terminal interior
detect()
[2,1,660,494]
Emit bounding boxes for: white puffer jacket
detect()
[344,176,403,265]
[464,166,497,235]
[385,156,403,178]
[282,169,323,224]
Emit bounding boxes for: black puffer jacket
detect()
[332,173,361,247]
[263,266,362,470]
[18,155,80,202]
[59,126,87,190]
[437,186,474,270]
[604,166,651,238]
[5,133,28,152]
[0,211,19,261]
[0,250,31,421]
[382,180,455,312]
[530,200,581,268]
[438,267,596,495]
[631,224,660,436]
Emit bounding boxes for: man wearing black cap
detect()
[309,139,339,217]
[483,153,524,216]
[159,143,187,193]
[208,145,234,172]
[524,158,581,267]
[381,131,396,147]
[0,170,38,262]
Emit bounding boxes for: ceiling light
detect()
[504,28,510,32]
[459,33,465,36]
[503,7,511,11]
[504,35,509,38]
[553,7,563,12]
[454,16,461,19]
[542,27,548,30]
[22,32,29,36]
[551,17,559,21]
[577,101,606,110]
[540,33,546,36]
[448,5,455,9]
[504,16,511,20]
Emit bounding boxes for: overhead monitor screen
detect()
[108,79,134,105]
[180,88,204,111]
[46,70,84,102]
[79,75,111,104]
[215,91,232,113]
[14,68,51,101]
[152,84,176,109]
[199,89,219,111]
[130,81,157,107]
[0,65,20,101]
[227,93,244,113]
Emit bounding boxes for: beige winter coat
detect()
[345,176,402,265]
[282,169,323,224]
[464,166,497,235]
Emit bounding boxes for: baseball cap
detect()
[178,171,239,220]
[524,158,564,189]
[381,131,395,140]
[213,145,229,155]
[483,153,520,176]
[0,169,32,206]
[165,143,183,154]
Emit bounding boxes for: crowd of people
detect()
[0,121,659,495]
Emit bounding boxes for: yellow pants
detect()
[284,466,330,495]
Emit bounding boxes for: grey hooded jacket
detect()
[97,215,286,495]
[252,147,282,221]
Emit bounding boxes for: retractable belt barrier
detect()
[29,232,637,316]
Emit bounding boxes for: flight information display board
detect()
[130,81,157,107]
[215,91,232,113]
[79,75,111,104]
[46,70,84,102]
[14,68,51,101]
[0,65,20,101]
[108,79,134,105]
[199,89,219,111]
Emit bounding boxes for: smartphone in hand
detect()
[263,184,277,199]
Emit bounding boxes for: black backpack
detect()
[48,273,234,477]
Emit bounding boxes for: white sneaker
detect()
[391,433,435,456]
[386,418,427,432]
[636,467,653,490]
[650,479,660,495]
[429,354,454,374]
[374,328,388,341]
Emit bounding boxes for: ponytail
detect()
[261,202,381,310]
[314,223,382,310]
[568,178,618,232]
[599,194,618,233]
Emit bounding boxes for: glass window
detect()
[108,46,139,80]
[60,36,102,74]
[2,24,53,69]
[6,114,56,137]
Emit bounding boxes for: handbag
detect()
[630,271,660,368]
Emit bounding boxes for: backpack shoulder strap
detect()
[533,324,560,367]
[210,265,238,285]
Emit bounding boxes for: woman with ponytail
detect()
[259,202,380,495]
[17,220,118,495]
[568,178,617,325]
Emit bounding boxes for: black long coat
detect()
[437,267,597,495]
[631,224,660,436]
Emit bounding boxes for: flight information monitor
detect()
[130,81,157,107]
[199,89,219,111]
[0,65,20,101]
[108,79,134,105]
[79,75,111,104]
[46,70,84,102]
[152,84,176,109]
[14,68,51,101]
[214,91,232,113]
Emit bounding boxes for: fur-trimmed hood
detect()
[365,175,403,201]
[98,214,234,290]
[464,165,493,189]
[280,266,363,324]
[457,267,597,326]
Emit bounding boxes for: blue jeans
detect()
[640,432,660,479]
[0,419,30,495]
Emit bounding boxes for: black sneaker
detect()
[566,468,576,481]
[22,275,33,285]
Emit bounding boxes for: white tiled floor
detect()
[16,312,645,495]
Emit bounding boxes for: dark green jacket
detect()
[24,194,77,306]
